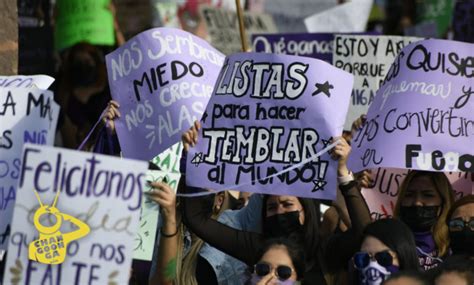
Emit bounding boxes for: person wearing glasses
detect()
[353,219,420,285]
[246,238,304,285]
[392,171,455,270]
[181,121,371,285]
[446,194,474,258]
[351,117,456,271]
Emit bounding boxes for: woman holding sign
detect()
[393,171,455,271]
[147,179,243,285]
[181,121,372,285]
[100,102,257,284]
[350,116,456,271]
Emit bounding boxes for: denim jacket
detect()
[199,194,262,284]
[149,194,262,284]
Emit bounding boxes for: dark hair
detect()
[382,271,429,285]
[262,195,320,259]
[430,255,474,284]
[447,194,474,222]
[362,219,420,270]
[57,42,107,107]
[257,238,305,281]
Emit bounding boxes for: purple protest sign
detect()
[252,33,334,63]
[106,28,225,160]
[348,39,474,173]
[186,52,353,200]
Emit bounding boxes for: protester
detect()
[393,171,455,270]
[446,195,474,257]
[55,42,110,149]
[353,219,420,285]
[100,101,264,284]
[5,1,474,285]
[246,238,305,285]
[181,121,372,285]
[320,169,372,239]
[350,114,456,271]
[147,180,247,285]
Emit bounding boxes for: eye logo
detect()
[28,190,90,264]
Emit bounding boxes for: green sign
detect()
[133,142,183,261]
[416,0,454,37]
[55,0,115,50]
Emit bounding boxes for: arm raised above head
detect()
[180,176,263,265]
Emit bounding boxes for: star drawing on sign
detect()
[312,81,333,97]
[201,111,208,123]
[191,152,204,167]
[312,179,327,192]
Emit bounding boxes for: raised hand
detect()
[181,120,201,152]
[102,100,121,134]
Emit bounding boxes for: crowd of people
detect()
[99,104,473,285]
[9,1,471,285]
[47,30,473,285]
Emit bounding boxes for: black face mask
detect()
[449,229,474,256]
[263,211,303,238]
[400,206,439,232]
[71,60,98,87]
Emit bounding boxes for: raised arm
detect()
[180,121,263,265]
[147,181,179,285]
[180,178,263,265]
[219,193,263,233]
[324,137,372,271]
[333,137,371,235]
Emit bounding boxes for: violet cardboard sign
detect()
[186,52,353,200]
[106,28,225,161]
[348,39,474,173]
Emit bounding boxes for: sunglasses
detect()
[353,250,393,269]
[449,218,474,231]
[254,262,293,281]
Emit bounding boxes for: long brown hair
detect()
[176,191,229,285]
[393,170,454,257]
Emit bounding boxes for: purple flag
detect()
[105,28,225,160]
[252,33,334,63]
[186,52,353,200]
[348,39,474,173]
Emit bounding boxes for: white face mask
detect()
[359,261,392,285]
